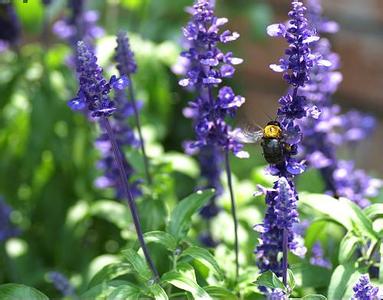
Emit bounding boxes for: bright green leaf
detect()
[81,280,129,299]
[168,189,214,241]
[339,233,360,264]
[287,269,296,290]
[327,263,363,300]
[122,249,152,281]
[90,200,131,230]
[255,271,285,291]
[0,284,48,300]
[364,204,383,220]
[179,246,224,280]
[88,262,133,289]
[204,286,237,300]
[302,294,327,300]
[148,284,169,300]
[143,231,177,252]
[107,284,141,300]
[162,271,212,300]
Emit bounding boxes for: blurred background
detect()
[0,0,382,296]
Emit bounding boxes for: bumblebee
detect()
[235,120,289,165]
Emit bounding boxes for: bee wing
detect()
[233,127,263,144]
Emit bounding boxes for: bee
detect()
[235,120,290,165]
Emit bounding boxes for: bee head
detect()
[264,121,282,139]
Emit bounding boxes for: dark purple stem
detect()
[101,117,159,280]
[282,228,288,286]
[127,75,152,185]
[224,149,239,281]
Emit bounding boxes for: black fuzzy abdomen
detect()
[261,138,284,165]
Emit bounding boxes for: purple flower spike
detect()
[69,41,126,118]
[310,242,331,269]
[0,197,19,242]
[297,0,382,207]
[0,3,21,52]
[47,272,75,297]
[352,275,380,300]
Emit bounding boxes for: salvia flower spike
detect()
[47,272,76,297]
[115,32,152,185]
[179,0,247,280]
[68,41,159,280]
[256,0,318,290]
[0,197,19,242]
[299,0,382,208]
[352,275,380,300]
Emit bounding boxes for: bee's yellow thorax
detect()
[264,125,282,139]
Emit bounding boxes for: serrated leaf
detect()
[162,271,212,300]
[90,200,131,230]
[204,286,238,300]
[107,284,141,300]
[122,249,152,281]
[339,233,360,264]
[255,271,285,291]
[179,246,224,279]
[88,262,133,288]
[0,284,48,300]
[168,190,214,241]
[149,284,169,300]
[143,231,177,252]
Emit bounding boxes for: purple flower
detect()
[47,272,75,297]
[267,289,287,300]
[179,0,246,158]
[94,34,142,199]
[255,178,306,275]
[352,275,380,300]
[0,3,21,51]
[255,1,315,279]
[68,41,128,117]
[0,197,19,242]
[310,242,331,269]
[297,0,381,207]
[53,0,104,63]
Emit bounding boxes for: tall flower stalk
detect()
[68,41,159,280]
[115,32,152,185]
[179,0,247,280]
[0,3,21,52]
[299,0,382,208]
[255,1,320,287]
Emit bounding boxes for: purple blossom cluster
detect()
[352,275,380,300]
[310,242,331,269]
[68,41,128,117]
[0,3,21,52]
[255,1,319,279]
[47,272,75,297]
[0,197,19,242]
[298,0,382,208]
[53,0,104,55]
[179,0,246,158]
[94,34,141,199]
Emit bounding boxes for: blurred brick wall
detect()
[235,0,383,175]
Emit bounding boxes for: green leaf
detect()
[122,249,152,281]
[162,152,199,178]
[327,263,363,300]
[300,194,377,240]
[88,262,133,288]
[81,280,128,299]
[204,286,238,300]
[177,263,197,282]
[90,200,131,230]
[179,246,224,279]
[364,204,383,220]
[255,271,285,291]
[287,269,296,290]
[302,295,327,300]
[0,284,48,300]
[148,284,169,300]
[379,242,383,283]
[143,231,177,252]
[339,233,360,264]
[162,271,212,300]
[291,263,331,288]
[167,189,214,241]
[107,284,141,300]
